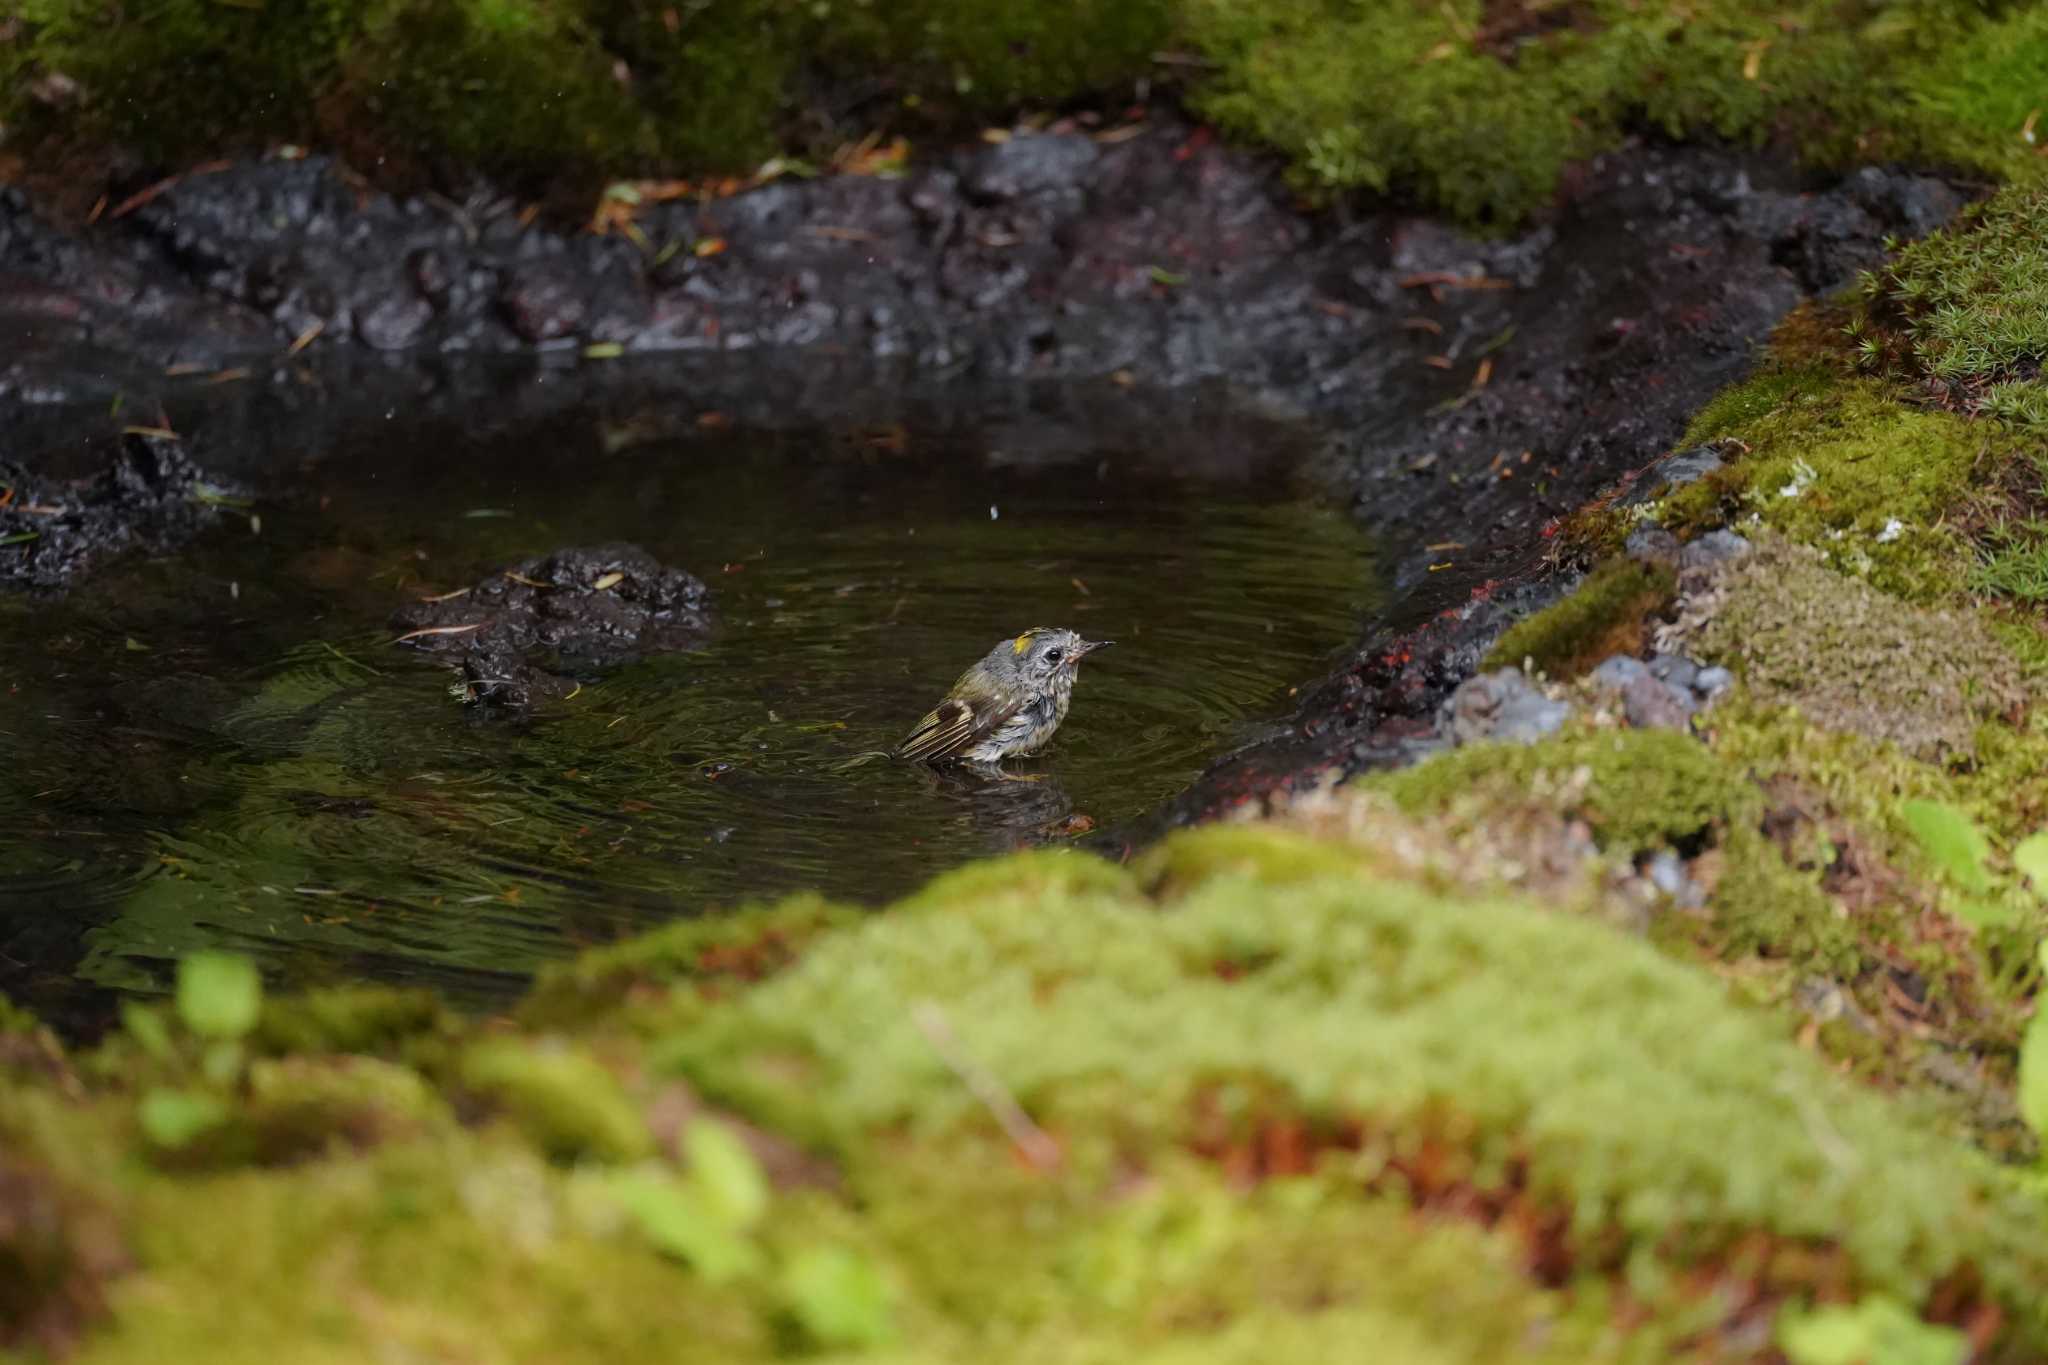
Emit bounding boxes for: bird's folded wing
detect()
[894,694,1018,762]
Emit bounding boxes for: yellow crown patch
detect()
[1013,633,1033,656]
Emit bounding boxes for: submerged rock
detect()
[0,431,245,590]
[390,543,712,708]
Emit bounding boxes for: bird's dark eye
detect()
[1044,649,1064,664]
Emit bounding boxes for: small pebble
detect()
[1440,669,1572,746]
[1679,529,1752,573]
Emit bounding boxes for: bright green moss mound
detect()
[663,833,2048,1336]
[2,0,2041,218]
[9,831,2048,1357]
[1365,726,1756,852]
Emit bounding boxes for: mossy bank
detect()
[6,819,2045,1362]
[7,0,2048,220]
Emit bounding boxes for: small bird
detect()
[895,627,1111,765]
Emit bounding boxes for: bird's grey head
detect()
[991,627,1111,685]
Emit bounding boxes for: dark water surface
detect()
[0,392,1376,1023]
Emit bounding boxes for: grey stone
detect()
[1693,666,1734,701]
[1439,669,1572,746]
[1647,653,1699,691]
[1620,445,1726,505]
[1679,529,1752,573]
[1621,673,1695,731]
[1625,522,1681,569]
[1644,850,1705,910]
[1589,655,1652,690]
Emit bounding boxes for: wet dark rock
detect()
[965,134,1101,204]
[1624,523,1681,570]
[0,433,243,590]
[1439,668,1571,746]
[498,264,588,343]
[355,293,433,350]
[389,543,713,709]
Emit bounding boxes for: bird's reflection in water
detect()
[915,763,1091,850]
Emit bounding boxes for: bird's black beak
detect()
[1079,639,1112,656]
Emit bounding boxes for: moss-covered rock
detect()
[1681,534,2026,762]
[1366,724,1757,853]
[1482,558,1675,679]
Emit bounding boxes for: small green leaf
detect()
[583,342,624,360]
[139,1088,230,1149]
[781,1245,894,1348]
[2013,832,2048,899]
[122,1001,176,1061]
[1148,265,1188,286]
[1777,1295,1966,1365]
[604,1169,762,1282]
[1899,799,1993,895]
[683,1119,769,1230]
[175,952,262,1040]
[2020,1006,2048,1141]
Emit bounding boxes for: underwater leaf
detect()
[1777,1295,1966,1365]
[780,1245,894,1348]
[683,1119,770,1230]
[603,1168,762,1282]
[139,1088,230,1149]
[175,952,263,1039]
[1898,799,1993,895]
[2012,832,2048,899]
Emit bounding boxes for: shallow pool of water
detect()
[0,392,1376,1022]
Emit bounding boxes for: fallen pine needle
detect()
[122,425,179,439]
[416,586,472,603]
[286,320,325,356]
[911,1000,1061,1171]
[392,623,484,644]
[504,572,549,588]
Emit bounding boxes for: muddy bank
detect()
[0,121,1966,820]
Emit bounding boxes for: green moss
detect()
[1900,7,2048,181]
[522,894,858,1029]
[1366,725,1758,854]
[896,848,1141,911]
[252,986,451,1058]
[1661,380,1999,601]
[1132,825,1382,901]
[1875,184,2048,384]
[0,995,36,1036]
[1705,825,1855,973]
[6,0,2040,220]
[1482,559,1675,679]
[459,1039,654,1162]
[663,862,2048,1340]
[1682,535,2026,763]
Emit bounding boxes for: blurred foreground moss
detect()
[5,825,2047,1359]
